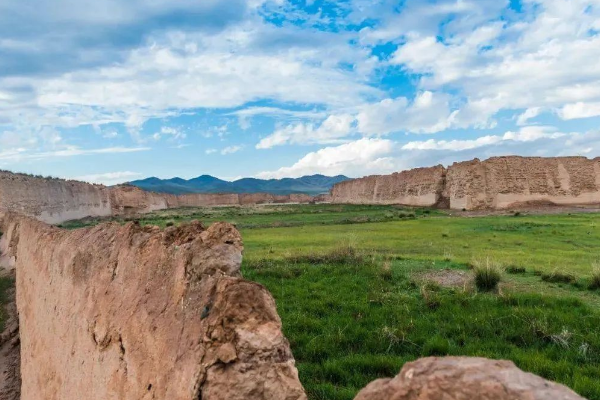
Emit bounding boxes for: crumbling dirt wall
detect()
[330,165,446,207]
[330,156,600,210]
[445,156,600,210]
[1,214,306,400]
[0,173,319,223]
[0,171,112,224]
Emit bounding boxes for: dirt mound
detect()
[1,214,306,400]
[355,356,586,400]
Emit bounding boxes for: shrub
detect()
[165,221,175,227]
[541,270,576,284]
[473,259,502,292]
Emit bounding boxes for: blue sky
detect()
[1,0,600,184]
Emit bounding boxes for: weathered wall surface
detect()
[445,156,600,210]
[331,156,600,210]
[0,172,112,224]
[1,214,306,400]
[0,172,319,223]
[330,166,446,207]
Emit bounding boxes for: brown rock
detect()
[1,213,306,400]
[354,357,586,400]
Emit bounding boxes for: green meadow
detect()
[49,204,600,398]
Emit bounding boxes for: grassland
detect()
[57,204,600,399]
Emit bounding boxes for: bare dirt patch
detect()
[417,269,472,288]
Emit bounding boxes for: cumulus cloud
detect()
[256,138,397,178]
[256,114,354,149]
[390,0,600,126]
[356,91,454,135]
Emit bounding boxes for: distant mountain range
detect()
[127,174,350,195]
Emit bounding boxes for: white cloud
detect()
[558,102,600,120]
[403,126,567,151]
[356,91,454,135]
[389,0,600,126]
[516,107,542,126]
[152,126,187,141]
[256,138,397,178]
[205,148,217,154]
[256,114,354,149]
[221,145,243,155]
[0,146,150,161]
[72,171,142,186]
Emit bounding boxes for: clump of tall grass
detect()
[589,264,600,291]
[541,269,576,284]
[506,265,526,274]
[472,258,502,292]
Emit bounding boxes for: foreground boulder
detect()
[0,214,306,400]
[354,357,585,400]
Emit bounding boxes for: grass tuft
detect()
[589,265,600,291]
[472,258,502,292]
[506,265,527,274]
[541,270,576,284]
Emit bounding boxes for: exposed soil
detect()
[417,269,472,288]
[0,286,20,400]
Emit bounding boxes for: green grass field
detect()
[56,204,600,398]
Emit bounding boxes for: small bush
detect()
[165,221,175,227]
[514,211,522,217]
[541,270,576,284]
[473,259,502,292]
[506,265,526,274]
[589,266,600,291]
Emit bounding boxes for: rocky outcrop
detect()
[330,166,446,207]
[354,357,585,400]
[0,172,321,223]
[0,214,306,400]
[331,156,600,210]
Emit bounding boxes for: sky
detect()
[1,0,600,185]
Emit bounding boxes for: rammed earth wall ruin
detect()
[0,171,319,224]
[0,214,307,400]
[331,156,600,210]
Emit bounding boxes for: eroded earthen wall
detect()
[0,172,112,223]
[0,214,306,400]
[0,173,319,223]
[330,165,446,207]
[445,156,600,210]
[330,156,600,210]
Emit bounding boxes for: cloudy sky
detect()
[1,0,600,184]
